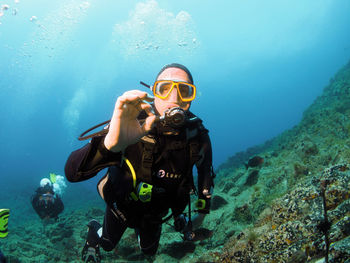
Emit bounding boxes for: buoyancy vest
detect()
[97,111,207,222]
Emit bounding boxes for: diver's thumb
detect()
[142,115,157,133]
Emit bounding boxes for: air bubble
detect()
[30,15,37,22]
[1,4,10,11]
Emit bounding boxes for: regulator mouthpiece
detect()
[158,107,187,127]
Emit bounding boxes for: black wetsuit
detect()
[31,187,64,220]
[65,113,214,255]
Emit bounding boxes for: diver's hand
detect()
[104,90,155,152]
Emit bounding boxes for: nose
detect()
[168,86,181,102]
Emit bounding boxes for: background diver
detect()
[31,175,65,221]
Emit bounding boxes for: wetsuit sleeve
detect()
[65,136,122,182]
[196,131,215,214]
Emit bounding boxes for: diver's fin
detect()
[82,242,101,263]
[82,220,102,263]
[0,209,10,238]
[50,173,57,183]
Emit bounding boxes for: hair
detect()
[37,183,54,195]
[156,63,194,84]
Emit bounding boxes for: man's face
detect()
[40,192,54,208]
[154,67,191,116]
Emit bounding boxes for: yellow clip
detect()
[130,192,138,201]
[195,199,206,210]
[138,182,153,202]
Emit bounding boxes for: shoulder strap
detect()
[140,136,156,183]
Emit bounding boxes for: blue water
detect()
[0,0,350,220]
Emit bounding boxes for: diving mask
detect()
[40,193,55,207]
[152,80,196,102]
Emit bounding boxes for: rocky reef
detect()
[2,60,350,262]
[209,165,350,263]
[202,60,350,262]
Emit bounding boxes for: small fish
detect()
[245,156,264,169]
[191,228,213,242]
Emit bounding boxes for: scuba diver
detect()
[65,63,215,262]
[0,208,9,263]
[31,175,65,221]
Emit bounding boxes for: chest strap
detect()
[141,142,155,183]
[140,127,202,185]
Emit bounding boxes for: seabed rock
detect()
[215,165,350,262]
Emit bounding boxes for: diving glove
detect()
[174,214,195,241]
